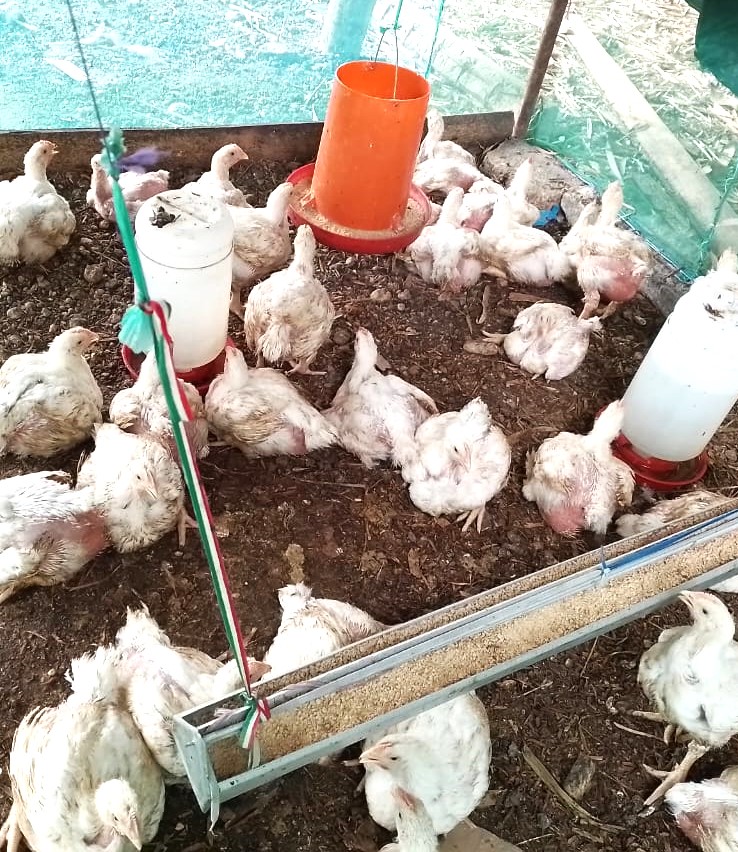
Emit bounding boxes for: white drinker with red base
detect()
[134,190,234,372]
[621,250,738,462]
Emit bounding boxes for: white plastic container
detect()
[134,190,234,371]
[621,251,738,461]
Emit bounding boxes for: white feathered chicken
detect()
[0,470,108,604]
[401,397,511,533]
[205,345,336,457]
[77,423,188,552]
[402,188,482,298]
[360,693,491,836]
[413,158,497,196]
[109,351,209,460]
[665,765,738,851]
[473,302,602,380]
[637,591,738,809]
[180,143,250,208]
[323,327,438,469]
[229,181,293,317]
[380,788,438,852]
[243,224,335,375]
[114,605,270,779]
[523,400,634,535]
[416,109,475,167]
[86,154,169,222]
[560,182,650,319]
[616,490,730,539]
[0,326,102,458]
[500,158,540,227]
[0,646,165,852]
[458,179,500,232]
[261,583,384,680]
[0,140,76,265]
[480,193,570,287]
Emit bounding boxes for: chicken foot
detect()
[640,740,710,814]
[630,710,683,744]
[457,506,486,534]
[0,804,21,852]
[477,281,495,325]
[579,289,601,320]
[287,359,326,377]
[177,509,198,548]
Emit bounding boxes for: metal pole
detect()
[512,0,569,139]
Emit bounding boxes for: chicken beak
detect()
[249,659,271,680]
[457,448,472,473]
[137,470,159,502]
[122,814,142,851]
[50,143,60,156]
[359,742,393,770]
[678,590,696,613]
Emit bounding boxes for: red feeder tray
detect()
[286,163,430,254]
[121,337,235,398]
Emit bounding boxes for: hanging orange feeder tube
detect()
[311,60,430,232]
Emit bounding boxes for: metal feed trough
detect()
[172,501,738,823]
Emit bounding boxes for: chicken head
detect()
[94,779,143,850]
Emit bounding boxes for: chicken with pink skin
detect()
[0,326,103,458]
[401,397,510,533]
[402,188,483,299]
[457,179,500,231]
[180,143,250,207]
[77,423,188,553]
[522,401,634,535]
[0,470,108,604]
[205,345,336,458]
[323,327,438,469]
[637,591,738,810]
[0,646,165,852]
[360,693,491,837]
[413,157,497,196]
[87,153,169,223]
[665,766,738,851]
[560,181,650,319]
[244,224,335,374]
[0,140,76,264]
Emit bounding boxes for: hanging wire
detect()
[424,0,446,79]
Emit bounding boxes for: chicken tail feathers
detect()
[65,645,121,705]
[585,400,624,450]
[507,157,532,200]
[258,323,291,365]
[116,604,169,651]
[717,248,738,274]
[598,181,624,227]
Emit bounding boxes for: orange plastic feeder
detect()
[312,60,430,232]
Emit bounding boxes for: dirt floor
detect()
[1,158,738,852]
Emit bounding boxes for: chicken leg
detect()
[630,710,681,744]
[477,281,495,325]
[287,359,326,377]
[640,740,710,813]
[229,287,246,320]
[177,509,198,548]
[0,804,22,852]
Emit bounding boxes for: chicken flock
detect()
[0,115,736,852]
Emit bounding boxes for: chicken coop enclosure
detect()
[3,0,738,850]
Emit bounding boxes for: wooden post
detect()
[512,0,569,139]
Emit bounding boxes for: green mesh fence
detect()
[1,0,737,279]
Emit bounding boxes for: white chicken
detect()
[474,302,602,380]
[180,143,250,207]
[229,181,294,317]
[0,646,165,852]
[413,158,498,196]
[560,182,651,319]
[0,139,76,265]
[0,470,108,604]
[323,327,438,469]
[360,693,491,836]
[114,605,270,779]
[616,490,731,539]
[403,188,482,299]
[77,423,188,552]
[637,591,738,809]
[665,766,738,851]
[416,109,475,167]
[522,400,634,535]
[109,350,209,460]
[0,326,102,458]
[205,345,336,457]
[500,158,540,227]
[458,179,500,232]
[379,788,438,852]
[86,154,169,223]
[480,193,571,287]
[243,224,335,375]
[401,397,511,533]
[261,582,384,680]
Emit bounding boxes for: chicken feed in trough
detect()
[1,121,738,852]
